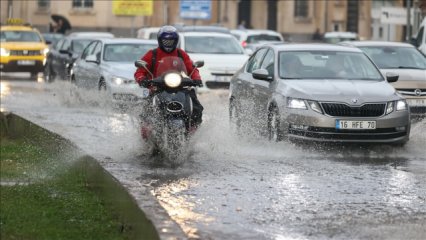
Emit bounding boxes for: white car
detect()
[136,27,160,40]
[178,31,249,89]
[71,38,157,103]
[231,29,284,49]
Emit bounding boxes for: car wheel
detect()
[229,99,241,134]
[99,79,106,91]
[268,107,282,142]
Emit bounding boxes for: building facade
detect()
[1,0,373,41]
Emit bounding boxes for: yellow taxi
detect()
[0,19,49,78]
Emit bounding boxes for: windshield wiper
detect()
[396,66,426,70]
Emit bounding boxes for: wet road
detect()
[1,74,425,239]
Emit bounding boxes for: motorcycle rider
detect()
[134,25,204,134]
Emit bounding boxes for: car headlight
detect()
[386,101,394,115]
[396,99,407,111]
[308,101,323,114]
[164,72,182,88]
[43,48,49,56]
[287,98,307,109]
[0,48,10,57]
[111,76,125,85]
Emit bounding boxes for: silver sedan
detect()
[229,43,410,144]
[71,38,157,103]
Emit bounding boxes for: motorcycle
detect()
[134,56,204,165]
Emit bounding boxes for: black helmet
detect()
[157,25,179,53]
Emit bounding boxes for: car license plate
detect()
[406,98,426,107]
[214,75,231,82]
[17,60,36,66]
[336,120,376,129]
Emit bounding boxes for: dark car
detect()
[43,36,96,82]
[229,43,410,144]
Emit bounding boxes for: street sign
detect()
[112,0,153,16]
[180,0,211,20]
[380,7,414,25]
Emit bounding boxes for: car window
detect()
[81,41,97,60]
[417,27,424,47]
[260,49,275,76]
[184,36,244,54]
[360,46,426,69]
[246,34,282,44]
[60,39,71,51]
[103,43,156,62]
[0,30,42,42]
[54,38,65,50]
[149,32,157,40]
[246,48,268,73]
[71,39,93,54]
[92,41,102,61]
[278,51,383,80]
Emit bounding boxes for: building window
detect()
[294,0,308,18]
[38,0,50,9]
[72,0,93,8]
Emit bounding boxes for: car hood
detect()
[1,42,47,50]
[102,62,136,80]
[379,69,426,89]
[188,53,249,73]
[280,79,400,104]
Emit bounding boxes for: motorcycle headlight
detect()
[111,76,125,85]
[396,99,407,111]
[0,48,10,57]
[287,98,307,109]
[164,72,182,88]
[308,101,323,114]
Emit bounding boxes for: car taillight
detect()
[242,41,247,48]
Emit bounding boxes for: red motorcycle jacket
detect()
[134,47,201,85]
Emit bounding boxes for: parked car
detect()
[137,27,160,40]
[0,23,49,79]
[229,43,410,144]
[71,38,157,103]
[178,25,231,34]
[231,29,284,49]
[323,31,358,44]
[341,41,426,117]
[178,31,249,89]
[44,36,97,82]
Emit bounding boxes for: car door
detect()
[49,38,65,74]
[84,41,102,89]
[251,48,275,130]
[236,48,268,120]
[73,41,97,88]
[57,38,72,79]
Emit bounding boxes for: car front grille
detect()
[321,103,386,117]
[10,50,41,56]
[397,88,426,96]
[409,106,426,114]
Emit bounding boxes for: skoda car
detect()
[341,41,426,117]
[71,38,156,103]
[229,43,410,144]
[0,23,49,78]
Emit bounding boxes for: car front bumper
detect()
[281,108,410,143]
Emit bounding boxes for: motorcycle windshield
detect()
[156,56,188,77]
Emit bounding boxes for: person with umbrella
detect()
[50,14,71,34]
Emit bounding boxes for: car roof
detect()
[268,43,363,52]
[180,31,235,37]
[177,25,231,34]
[68,32,115,38]
[97,38,157,44]
[231,29,281,35]
[339,41,415,48]
[324,31,358,38]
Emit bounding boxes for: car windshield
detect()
[359,46,426,70]
[71,39,92,54]
[0,31,42,42]
[103,43,156,62]
[246,34,281,43]
[279,51,383,80]
[184,36,244,54]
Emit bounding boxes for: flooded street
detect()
[1,76,425,239]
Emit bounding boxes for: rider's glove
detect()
[140,80,151,88]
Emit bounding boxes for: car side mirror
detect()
[252,69,272,81]
[386,72,399,83]
[59,49,70,55]
[86,54,99,64]
[45,40,52,45]
[135,60,148,68]
[193,60,204,68]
